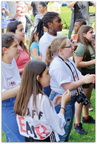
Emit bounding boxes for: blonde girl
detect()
[45,35,95,142]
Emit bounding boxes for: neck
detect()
[42,10,47,16]
[58,54,68,61]
[2,56,12,64]
[48,30,57,36]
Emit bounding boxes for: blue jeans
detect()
[49,92,76,142]
[2,97,25,142]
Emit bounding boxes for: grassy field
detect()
[2,90,95,142]
[69,89,95,142]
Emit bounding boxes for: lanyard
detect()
[58,56,83,92]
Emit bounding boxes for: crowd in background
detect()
[2,1,96,142]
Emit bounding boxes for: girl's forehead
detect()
[17,24,23,29]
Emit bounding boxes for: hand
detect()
[61,89,71,107]
[91,74,96,83]
[91,59,96,65]
[53,94,62,106]
[2,7,6,11]
[84,74,95,84]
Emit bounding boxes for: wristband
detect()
[61,107,66,112]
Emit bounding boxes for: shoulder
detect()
[30,42,39,49]
[75,43,86,56]
[50,56,64,70]
[39,33,49,43]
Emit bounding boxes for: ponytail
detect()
[45,45,53,66]
[35,19,44,40]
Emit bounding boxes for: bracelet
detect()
[61,107,66,112]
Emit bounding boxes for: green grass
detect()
[2,90,95,142]
[69,89,95,142]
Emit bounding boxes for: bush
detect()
[60,6,96,29]
[60,6,72,29]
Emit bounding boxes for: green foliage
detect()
[89,6,96,13]
[60,6,96,29]
[2,131,6,142]
[60,6,72,29]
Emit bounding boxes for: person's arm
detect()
[61,74,95,91]
[75,56,95,68]
[2,86,20,101]
[2,7,9,16]
[67,1,77,8]
[31,49,42,60]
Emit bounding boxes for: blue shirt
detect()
[2,1,10,29]
[30,42,40,59]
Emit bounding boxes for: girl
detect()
[38,12,63,62]
[14,60,71,142]
[7,20,30,75]
[29,29,42,60]
[45,35,95,142]
[38,12,63,96]
[2,33,25,142]
[74,25,95,134]
[34,1,47,27]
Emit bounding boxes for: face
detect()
[4,39,21,59]
[38,4,46,13]
[83,28,95,42]
[38,67,51,88]
[51,16,63,33]
[74,22,81,34]
[59,39,75,59]
[15,23,25,42]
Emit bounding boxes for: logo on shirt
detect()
[17,116,51,140]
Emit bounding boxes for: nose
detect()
[18,45,22,51]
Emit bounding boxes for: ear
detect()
[2,47,8,54]
[58,48,63,54]
[82,33,86,38]
[36,75,40,82]
[47,22,53,28]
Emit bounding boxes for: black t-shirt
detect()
[74,1,94,23]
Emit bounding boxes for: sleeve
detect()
[42,97,65,135]
[2,72,7,92]
[51,66,73,86]
[74,43,86,57]
[30,42,39,50]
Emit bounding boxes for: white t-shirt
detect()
[39,32,61,62]
[2,59,21,92]
[17,93,65,141]
[34,13,43,27]
[49,56,82,95]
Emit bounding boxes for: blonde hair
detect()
[45,36,67,66]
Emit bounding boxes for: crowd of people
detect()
[2,1,96,142]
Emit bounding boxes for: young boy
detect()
[70,19,86,43]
